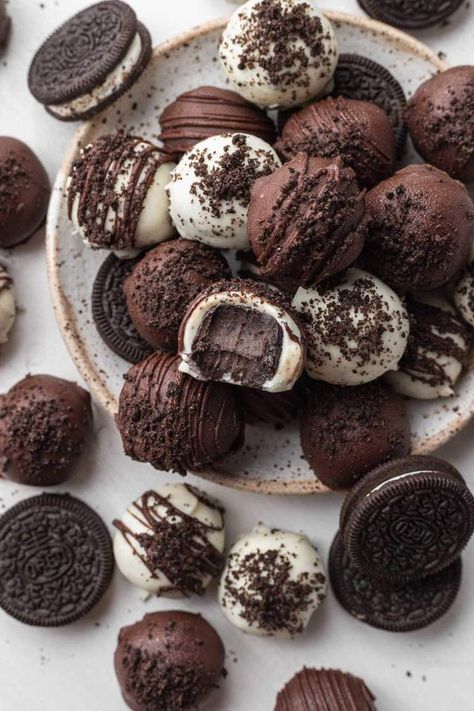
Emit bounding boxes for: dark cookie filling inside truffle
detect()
[191,305,283,388]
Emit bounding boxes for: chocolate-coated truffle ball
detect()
[301,381,411,489]
[239,384,302,426]
[274,668,377,711]
[113,483,225,596]
[0,137,50,248]
[0,264,15,345]
[405,66,474,183]
[293,268,409,386]
[248,154,366,289]
[68,131,176,255]
[219,524,326,638]
[167,133,281,251]
[178,279,305,392]
[116,352,244,475]
[0,374,92,486]
[363,164,474,291]
[124,239,231,351]
[219,0,338,109]
[386,294,471,400]
[0,0,10,48]
[275,97,396,188]
[114,611,225,711]
[159,85,276,156]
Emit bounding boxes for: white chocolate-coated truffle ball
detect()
[385,294,471,400]
[113,484,225,597]
[0,264,15,345]
[68,133,176,258]
[167,133,281,250]
[293,268,409,385]
[218,524,326,637]
[219,0,338,109]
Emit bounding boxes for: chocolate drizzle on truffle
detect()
[399,298,471,391]
[248,154,366,289]
[0,264,12,292]
[276,97,396,188]
[116,352,244,474]
[159,86,276,156]
[275,667,377,711]
[68,131,172,250]
[113,486,225,596]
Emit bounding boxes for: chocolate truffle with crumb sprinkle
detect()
[116,352,244,475]
[405,66,474,183]
[0,137,50,248]
[275,97,396,188]
[124,239,231,352]
[301,380,411,489]
[248,153,366,290]
[0,374,92,486]
[363,164,474,291]
[114,611,225,711]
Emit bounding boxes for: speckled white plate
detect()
[46,12,474,495]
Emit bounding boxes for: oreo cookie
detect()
[28,1,152,121]
[340,456,474,583]
[332,54,407,156]
[329,533,462,632]
[92,254,153,364]
[357,0,464,30]
[0,494,114,626]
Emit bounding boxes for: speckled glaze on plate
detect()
[47,13,474,495]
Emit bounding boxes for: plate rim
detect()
[47,12,473,496]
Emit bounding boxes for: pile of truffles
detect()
[65,0,474,492]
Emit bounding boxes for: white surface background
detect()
[1,1,474,709]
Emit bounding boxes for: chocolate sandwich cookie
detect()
[92,254,153,364]
[0,494,114,626]
[159,86,276,157]
[28,1,152,121]
[329,533,462,632]
[340,456,474,583]
[357,0,464,29]
[332,54,407,156]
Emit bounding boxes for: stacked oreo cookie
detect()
[329,456,474,632]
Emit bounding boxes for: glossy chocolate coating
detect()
[301,381,411,489]
[0,374,92,486]
[275,97,396,188]
[363,164,474,291]
[406,66,474,183]
[116,352,244,474]
[248,153,366,289]
[275,667,377,711]
[114,610,225,711]
[124,239,231,352]
[0,137,50,247]
[159,85,276,156]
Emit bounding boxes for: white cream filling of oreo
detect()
[0,274,15,344]
[69,142,176,255]
[218,524,326,638]
[113,484,225,597]
[179,289,304,392]
[48,32,142,118]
